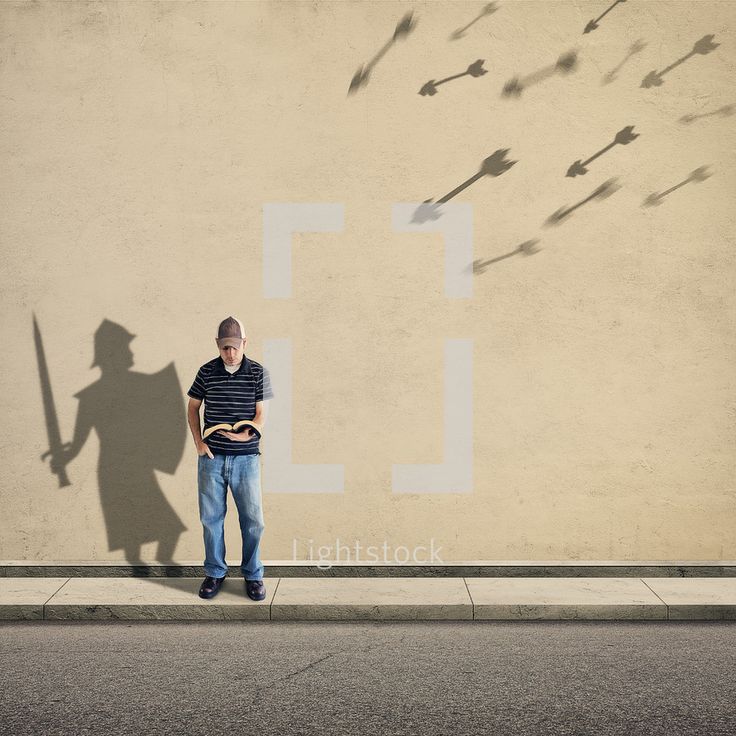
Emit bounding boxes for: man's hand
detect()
[217,428,257,442]
[196,440,214,459]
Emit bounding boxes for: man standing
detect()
[186,316,274,601]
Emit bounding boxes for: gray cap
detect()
[216,316,246,349]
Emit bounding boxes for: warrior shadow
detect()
[40,318,187,577]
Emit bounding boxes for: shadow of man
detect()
[43,319,187,575]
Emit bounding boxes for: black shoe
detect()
[199,575,226,599]
[245,579,266,601]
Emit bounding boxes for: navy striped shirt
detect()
[187,355,274,456]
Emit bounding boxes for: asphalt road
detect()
[1,620,734,735]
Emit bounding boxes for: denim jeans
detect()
[197,453,265,580]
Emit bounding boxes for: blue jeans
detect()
[197,453,265,580]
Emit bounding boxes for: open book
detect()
[202,420,263,441]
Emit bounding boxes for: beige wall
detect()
[1,0,734,562]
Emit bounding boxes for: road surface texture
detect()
[1,620,734,735]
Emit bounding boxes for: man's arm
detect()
[254,400,269,429]
[187,397,204,446]
[217,400,268,443]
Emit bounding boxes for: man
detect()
[186,316,274,601]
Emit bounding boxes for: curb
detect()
[2,576,735,621]
[2,560,736,578]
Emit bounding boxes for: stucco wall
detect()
[1,0,734,562]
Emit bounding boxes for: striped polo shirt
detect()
[187,355,274,456]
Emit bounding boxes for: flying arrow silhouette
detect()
[641,35,719,89]
[348,11,416,95]
[412,149,517,224]
[450,2,499,41]
[602,39,646,84]
[545,178,620,226]
[680,104,734,124]
[642,166,711,207]
[502,51,578,97]
[419,60,487,96]
[566,126,639,177]
[471,240,541,274]
[584,0,627,34]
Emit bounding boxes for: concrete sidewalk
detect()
[2,576,736,621]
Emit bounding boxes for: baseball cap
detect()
[216,316,246,349]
